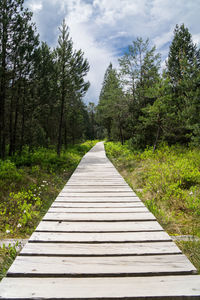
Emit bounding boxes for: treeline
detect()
[97,24,200,149]
[0,0,94,159]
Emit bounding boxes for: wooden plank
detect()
[29,231,171,243]
[42,211,155,221]
[59,192,136,197]
[20,241,182,256]
[66,182,128,185]
[62,188,133,192]
[7,255,196,277]
[43,212,156,221]
[47,207,149,213]
[55,197,141,202]
[1,276,200,299]
[51,202,145,207]
[35,220,164,232]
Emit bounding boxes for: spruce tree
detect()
[166,24,200,144]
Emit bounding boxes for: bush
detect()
[0,160,23,182]
[105,141,200,237]
[0,190,42,234]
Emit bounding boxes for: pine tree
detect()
[167,24,200,87]
[118,38,161,148]
[56,20,73,155]
[166,24,200,144]
[97,63,127,142]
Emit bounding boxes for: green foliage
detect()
[0,190,42,234]
[105,141,200,236]
[0,160,23,182]
[0,140,97,236]
[11,141,97,172]
[97,63,127,143]
[176,241,200,274]
[0,243,18,281]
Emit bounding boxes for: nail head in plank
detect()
[36,220,163,232]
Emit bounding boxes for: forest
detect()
[1,1,200,158]
[0,0,95,160]
[97,25,200,149]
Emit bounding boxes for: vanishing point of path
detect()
[0,142,200,299]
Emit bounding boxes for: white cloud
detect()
[28,0,43,12]
[193,34,200,46]
[153,30,173,49]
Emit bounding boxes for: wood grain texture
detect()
[7,255,196,277]
[51,202,145,207]
[29,231,171,243]
[1,276,200,299]
[54,197,141,202]
[20,241,182,256]
[47,207,149,213]
[43,212,156,221]
[36,220,163,232]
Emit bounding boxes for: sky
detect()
[24,0,200,105]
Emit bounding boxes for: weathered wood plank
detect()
[47,207,149,213]
[35,220,163,232]
[29,231,171,243]
[66,181,127,185]
[43,212,156,221]
[62,186,133,192]
[51,202,145,207]
[59,192,136,197]
[20,241,182,256]
[7,255,196,277]
[1,276,200,299]
[55,197,141,202]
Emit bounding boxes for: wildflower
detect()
[24,210,26,213]
[189,191,193,195]
[6,230,10,234]
[17,224,22,228]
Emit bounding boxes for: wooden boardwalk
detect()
[0,142,200,299]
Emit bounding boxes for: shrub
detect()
[1,191,41,233]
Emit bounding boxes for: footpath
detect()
[0,142,200,299]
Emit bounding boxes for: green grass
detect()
[105,141,200,272]
[0,244,18,281]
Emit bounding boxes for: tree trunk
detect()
[12,81,21,154]
[57,77,65,156]
[64,121,68,150]
[153,125,160,152]
[119,124,124,145]
[20,84,26,154]
[0,9,7,159]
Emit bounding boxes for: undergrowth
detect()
[105,141,200,272]
[0,140,98,238]
[0,244,18,281]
